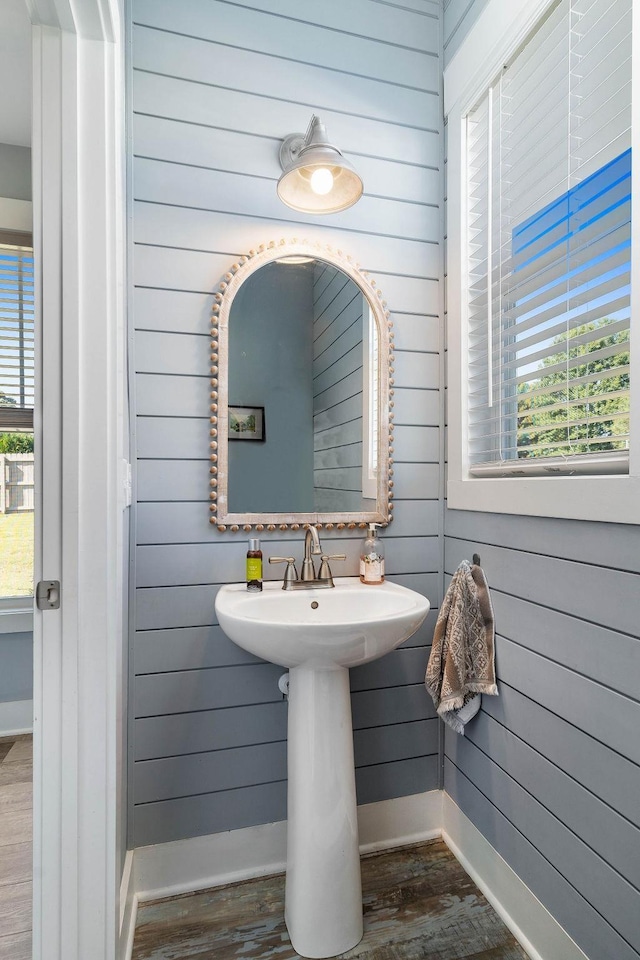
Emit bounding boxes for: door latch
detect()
[36,580,60,610]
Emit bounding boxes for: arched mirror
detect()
[210,240,393,531]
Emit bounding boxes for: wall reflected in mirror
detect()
[227,258,379,516]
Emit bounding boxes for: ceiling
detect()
[0,0,32,147]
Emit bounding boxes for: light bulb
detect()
[309,167,334,196]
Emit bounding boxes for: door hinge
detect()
[36,580,60,610]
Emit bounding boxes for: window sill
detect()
[447,474,640,524]
[0,598,34,635]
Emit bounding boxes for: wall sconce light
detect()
[277,115,364,215]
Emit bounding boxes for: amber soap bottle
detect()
[246,538,263,592]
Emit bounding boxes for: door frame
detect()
[28,1,126,958]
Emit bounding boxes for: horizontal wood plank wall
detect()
[442,8,640,959]
[312,263,367,512]
[443,523,640,960]
[130,0,442,847]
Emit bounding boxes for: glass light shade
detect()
[277,116,364,215]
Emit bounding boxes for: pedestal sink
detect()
[215,577,430,958]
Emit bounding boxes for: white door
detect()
[29,5,127,959]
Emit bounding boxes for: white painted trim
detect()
[357,789,442,854]
[443,0,555,116]
[120,898,137,960]
[630,3,640,480]
[442,794,588,960]
[133,791,443,904]
[29,2,126,960]
[0,608,33,634]
[447,474,640,524]
[0,698,33,736]
[444,0,639,525]
[0,197,33,234]
[118,850,137,960]
[126,793,584,960]
[134,819,288,903]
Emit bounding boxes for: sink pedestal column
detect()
[285,663,363,959]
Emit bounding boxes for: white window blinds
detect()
[0,239,34,430]
[466,0,632,476]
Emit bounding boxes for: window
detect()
[0,235,34,427]
[445,0,639,523]
[0,234,34,599]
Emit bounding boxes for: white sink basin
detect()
[215,575,430,959]
[215,577,430,669]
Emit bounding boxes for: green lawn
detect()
[0,512,34,597]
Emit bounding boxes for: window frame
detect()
[445,0,640,524]
[0,596,33,634]
[0,234,34,429]
[0,216,35,607]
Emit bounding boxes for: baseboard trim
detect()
[134,818,288,903]
[358,790,443,854]
[442,794,588,960]
[0,699,32,736]
[134,791,443,904]
[129,791,583,960]
[118,849,137,960]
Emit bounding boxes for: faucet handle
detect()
[268,556,298,586]
[318,554,346,583]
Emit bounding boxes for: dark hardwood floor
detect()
[0,734,32,960]
[132,839,530,960]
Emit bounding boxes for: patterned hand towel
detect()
[425,560,497,734]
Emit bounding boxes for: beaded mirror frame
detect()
[210,238,394,533]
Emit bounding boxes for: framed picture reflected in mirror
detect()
[228,405,265,442]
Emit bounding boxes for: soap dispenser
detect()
[246,537,263,592]
[360,523,385,585]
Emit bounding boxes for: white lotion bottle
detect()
[360,523,385,585]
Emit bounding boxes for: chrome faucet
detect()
[301,525,322,581]
[269,526,346,590]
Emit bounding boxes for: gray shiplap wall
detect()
[443,4,640,958]
[130,0,443,848]
[312,263,367,512]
